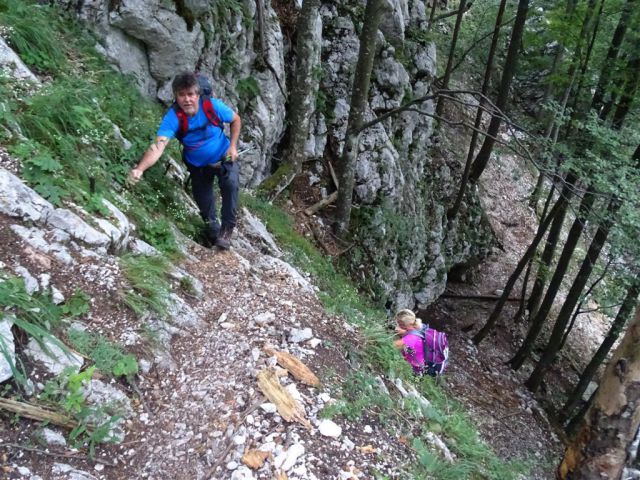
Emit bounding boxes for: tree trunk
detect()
[590,0,636,113]
[435,0,468,116]
[559,280,640,424]
[467,0,529,182]
[510,186,597,370]
[267,0,322,197]
[527,173,575,318]
[473,198,564,344]
[550,0,598,143]
[447,0,507,221]
[284,0,322,173]
[611,55,640,130]
[333,0,386,236]
[565,0,604,133]
[557,307,640,479]
[525,198,621,392]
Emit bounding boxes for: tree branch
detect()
[433,1,474,22]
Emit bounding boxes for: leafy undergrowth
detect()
[243,193,531,479]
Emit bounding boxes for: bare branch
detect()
[433,1,474,22]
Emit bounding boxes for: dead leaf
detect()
[273,470,288,479]
[398,436,409,445]
[263,345,320,387]
[242,449,270,469]
[356,444,377,454]
[256,368,311,429]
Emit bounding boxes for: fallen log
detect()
[257,368,311,429]
[263,345,320,387]
[441,293,523,302]
[304,191,337,216]
[0,397,78,430]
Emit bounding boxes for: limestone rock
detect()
[25,336,84,376]
[0,316,16,383]
[0,37,39,83]
[0,168,52,222]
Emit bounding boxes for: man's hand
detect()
[128,168,143,186]
[225,144,238,162]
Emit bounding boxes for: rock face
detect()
[55,0,494,310]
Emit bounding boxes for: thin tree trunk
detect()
[427,0,438,31]
[435,0,468,116]
[558,307,640,479]
[447,0,507,221]
[334,0,387,237]
[565,0,604,133]
[550,0,598,143]
[467,0,529,182]
[558,280,640,424]
[516,183,556,321]
[525,198,621,392]
[473,198,564,344]
[510,186,597,370]
[557,257,612,352]
[611,55,640,129]
[527,174,575,318]
[268,0,322,197]
[590,0,636,113]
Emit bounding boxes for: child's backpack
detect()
[173,73,221,141]
[408,324,449,375]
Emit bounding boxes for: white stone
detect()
[363,425,373,434]
[0,316,15,382]
[254,311,275,325]
[274,443,305,471]
[289,327,313,344]
[52,463,97,480]
[342,436,355,451]
[14,266,39,294]
[230,465,255,480]
[232,434,246,445]
[39,427,67,447]
[226,461,239,470]
[46,209,111,247]
[0,169,52,222]
[260,403,277,414]
[25,336,84,376]
[318,419,342,438]
[307,338,322,348]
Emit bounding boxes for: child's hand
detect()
[395,326,407,336]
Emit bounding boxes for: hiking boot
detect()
[215,226,233,250]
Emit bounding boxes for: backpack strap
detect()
[173,104,189,140]
[201,97,221,129]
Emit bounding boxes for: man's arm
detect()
[128,136,170,184]
[225,112,241,161]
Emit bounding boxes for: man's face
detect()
[176,86,199,116]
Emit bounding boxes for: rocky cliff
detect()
[56,0,494,311]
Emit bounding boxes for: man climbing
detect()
[128,71,242,250]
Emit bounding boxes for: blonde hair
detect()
[395,309,422,329]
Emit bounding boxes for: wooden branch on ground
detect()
[0,397,79,430]
[327,161,339,189]
[441,293,523,302]
[0,443,117,466]
[304,191,338,216]
[309,223,331,255]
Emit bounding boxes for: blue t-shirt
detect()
[157,98,235,167]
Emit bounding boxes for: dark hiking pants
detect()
[187,160,239,241]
